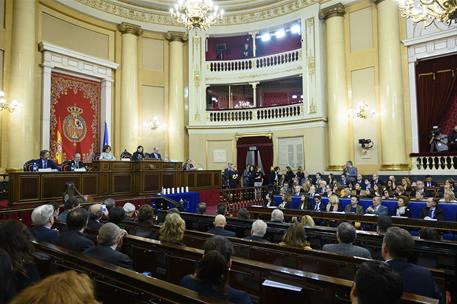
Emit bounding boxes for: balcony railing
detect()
[410,152,457,174]
[207,49,302,73]
[208,103,303,123]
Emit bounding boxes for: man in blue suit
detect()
[307,194,325,211]
[151,146,162,160]
[208,215,236,237]
[382,227,443,302]
[365,196,388,216]
[30,204,59,244]
[34,149,60,170]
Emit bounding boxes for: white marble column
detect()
[7,0,37,169]
[320,4,350,170]
[376,0,408,170]
[118,22,142,153]
[166,32,187,162]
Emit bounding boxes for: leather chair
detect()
[120,150,132,159]
[23,159,36,172]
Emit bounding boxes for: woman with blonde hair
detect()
[300,215,315,227]
[159,213,186,246]
[10,270,100,304]
[279,222,311,250]
[326,194,342,212]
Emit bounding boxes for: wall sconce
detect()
[0,91,21,113]
[144,116,167,130]
[347,101,375,119]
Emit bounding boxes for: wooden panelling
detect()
[42,174,80,200]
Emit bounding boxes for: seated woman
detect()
[264,192,275,207]
[340,188,351,198]
[0,221,40,295]
[180,236,252,304]
[131,145,145,161]
[326,194,342,212]
[99,144,116,161]
[439,189,457,203]
[135,205,156,238]
[300,215,315,227]
[395,196,411,217]
[353,183,363,197]
[278,194,291,209]
[298,194,309,210]
[279,222,311,250]
[159,213,186,246]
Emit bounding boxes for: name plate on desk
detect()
[74,168,87,172]
[37,168,54,172]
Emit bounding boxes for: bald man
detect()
[207,214,236,237]
[87,203,107,231]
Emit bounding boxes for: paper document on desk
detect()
[262,280,302,292]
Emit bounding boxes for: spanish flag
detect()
[56,118,63,164]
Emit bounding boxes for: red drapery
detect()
[50,72,101,163]
[416,54,457,152]
[236,136,273,183]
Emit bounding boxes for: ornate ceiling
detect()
[72,0,323,26]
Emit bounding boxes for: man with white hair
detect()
[123,202,137,223]
[243,220,270,243]
[87,203,106,231]
[69,152,87,171]
[83,222,132,268]
[30,204,59,244]
[270,208,284,223]
[207,214,236,237]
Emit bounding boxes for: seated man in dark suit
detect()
[351,261,403,304]
[69,153,87,171]
[344,196,364,215]
[30,204,59,244]
[84,223,133,269]
[150,146,162,160]
[270,208,285,223]
[34,149,60,171]
[56,208,94,252]
[411,180,432,198]
[420,198,444,220]
[382,226,443,301]
[87,204,105,231]
[365,196,388,216]
[207,215,236,237]
[322,222,371,259]
[243,220,270,243]
[308,194,325,211]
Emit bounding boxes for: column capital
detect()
[319,3,346,20]
[373,0,387,5]
[117,22,143,36]
[165,31,188,42]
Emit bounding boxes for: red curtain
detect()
[416,55,457,152]
[50,72,101,163]
[263,92,290,107]
[236,136,273,181]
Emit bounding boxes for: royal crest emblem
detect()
[63,106,87,143]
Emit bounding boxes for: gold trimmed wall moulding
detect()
[380,163,411,171]
[235,132,273,141]
[319,3,346,20]
[74,0,327,26]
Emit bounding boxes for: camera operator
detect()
[429,126,448,152]
[448,125,457,151]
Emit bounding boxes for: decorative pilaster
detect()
[166,31,188,161]
[118,22,142,153]
[7,0,37,169]
[320,3,350,171]
[376,0,408,170]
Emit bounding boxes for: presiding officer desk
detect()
[8,160,221,205]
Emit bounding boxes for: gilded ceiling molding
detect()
[74,0,325,26]
[165,31,188,42]
[117,22,143,36]
[319,3,346,20]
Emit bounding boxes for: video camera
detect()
[431,126,441,137]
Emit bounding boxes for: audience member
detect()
[440,189,457,203]
[322,222,371,259]
[108,207,126,224]
[0,248,15,304]
[412,180,432,198]
[103,197,116,212]
[30,204,59,244]
[300,215,315,227]
[135,205,156,238]
[278,193,291,209]
[395,196,411,217]
[180,236,252,304]
[326,194,342,212]
[376,216,392,235]
[308,194,325,211]
[279,222,311,250]
[87,204,105,231]
[159,213,186,245]
[9,270,100,304]
[0,221,40,293]
[344,196,364,214]
[243,220,270,243]
[208,215,236,237]
[217,203,227,215]
[122,203,137,222]
[421,198,444,220]
[382,227,442,301]
[270,208,284,223]
[57,197,82,223]
[83,223,132,269]
[56,208,94,252]
[419,227,442,241]
[365,196,388,216]
[198,202,207,214]
[237,208,250,220]
[351,261,403,304]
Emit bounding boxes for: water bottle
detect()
[71,163,75,171]
[32,162,38,172]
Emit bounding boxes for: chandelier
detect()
[398,0,457,26]
[347,102,376,120]
[170,0,224,30]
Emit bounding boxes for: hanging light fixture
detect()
[170,0,224,31]
[398,0,457,26]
